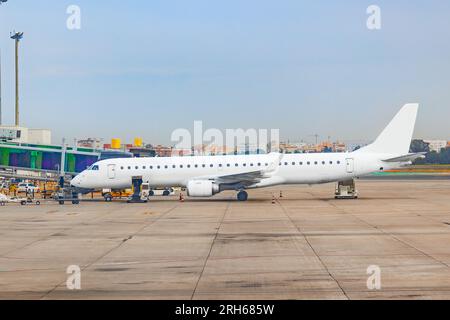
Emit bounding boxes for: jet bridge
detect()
[0,142,132,181]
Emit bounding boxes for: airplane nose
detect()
[70,175,81,187]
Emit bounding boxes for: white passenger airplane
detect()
[71,104,423,201]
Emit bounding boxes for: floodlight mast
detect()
[10,31,23,127]
[0,0,8,125]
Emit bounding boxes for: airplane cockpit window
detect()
[89,165,99,171]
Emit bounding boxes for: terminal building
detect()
[0,126,52,145]
[0,128,132,181]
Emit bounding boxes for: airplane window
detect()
[187,165,191,168]
[258,163,261,166]
[143,166,146,169]
[128,166,131,170]
[195,164,198,168]
[202,164,206,168]
[157,166,161,169]
[265,163,268,166]
[284,162,288,166]
[250,163,254,166]
[210,164,213,167]
[300,162,303,165]
[180,165,183,168]
[150,166,153,169]
[135,166,139,170]
[322,161,325,165]
[120,166,124,170]
[243,163,247,167]
[227,164,231,167]
[219,164,223,167]
[314,161,318,165]
[235,163,239,167]
[165,165,168,169]
[292,162,295,165]
[329,161,333,165]
[337,161,341,164]
[279,162,282,166]
[307,162,310,165]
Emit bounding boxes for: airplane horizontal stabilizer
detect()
[382,152,426,163]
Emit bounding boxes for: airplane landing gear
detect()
[237,190,248,201]
[335,180,358,199]
[127,177,148,203]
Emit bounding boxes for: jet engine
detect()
[187,180,220,197]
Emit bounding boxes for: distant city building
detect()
[0,126,51,145]
[128,146,156,158]
[333,142,347,153]
[424,140,447,153]
[77,137,103,150]
[152,145,173,157]
[280,141,347,153]
[280,142,306,154]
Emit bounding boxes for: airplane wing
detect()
[382,152,426,163]
[213,170,267,187]
[192,152,283,188]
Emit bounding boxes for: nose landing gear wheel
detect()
[237,191,248,201]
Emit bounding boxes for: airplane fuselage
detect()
[70,151,401,191]
[70,103,421,199]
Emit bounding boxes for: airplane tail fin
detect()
[357,103,419,155]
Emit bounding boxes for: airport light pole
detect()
[10,31,23,127]
[0,0,8,125]
[0,49,2,126]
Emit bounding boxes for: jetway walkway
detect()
[0,141,132,182]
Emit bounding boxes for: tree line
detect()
[410,140,450,164]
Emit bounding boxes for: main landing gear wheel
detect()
[237,191,248,201]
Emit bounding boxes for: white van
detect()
[17,183,40,193]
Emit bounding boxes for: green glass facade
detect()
[0,143,100,174]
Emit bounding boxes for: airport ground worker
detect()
[9,184,17,197]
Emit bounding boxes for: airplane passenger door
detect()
[346,158,354,173]
[107,164,116,179]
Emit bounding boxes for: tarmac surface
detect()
[1,179,450,300]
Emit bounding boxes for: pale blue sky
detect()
[0,0,449,145]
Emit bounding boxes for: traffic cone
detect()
[279,190,283,198]
[179,193,185,202]
[272,195,276,204]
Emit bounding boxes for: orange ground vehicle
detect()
[101,189,133,202]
